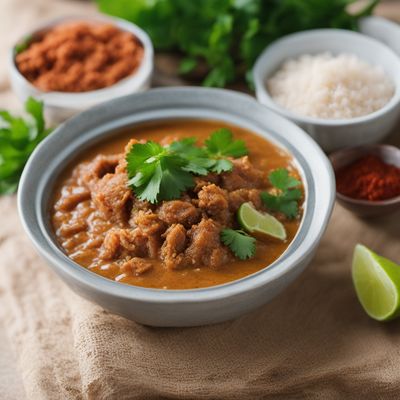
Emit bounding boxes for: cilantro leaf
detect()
[26,96,45,133]
[97,0,378,88]
[179,57,198,74]
[261,169,302,219]
[261,191,301,219]
[169,138,215,175]
[126,129,250,203]
[14,35,31,55]
[134,163,162,204]
[220,229,256,260]
[205,128,248,158]
[269,168,301,191]
[126,141,194,203]
[211,158,232,173]
[159,156,194,200]
[0,97,51,196]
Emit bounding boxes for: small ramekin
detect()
[8,15,154,123]
[330,144,400,218]
[253,29,400,153]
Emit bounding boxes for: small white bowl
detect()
[8,15,154,123]
[253,29,400,153]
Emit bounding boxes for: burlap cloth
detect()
[1,1,400,399]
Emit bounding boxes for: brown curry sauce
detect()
[51,120,303,290]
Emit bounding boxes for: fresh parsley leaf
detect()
[97,0,378,87]
[261,190,301,219]
[14,35,31,55]
[211,158,233,174]
[0,97,51,195]
[205,128,248,158]
[179,57,198,74]
[126,141,194,203]
[220,229,256,260]
[269,168,301,191]
[169,138,215,175]
[134,163,162,204]
[126,129,249,203]
[25,96,45,133]
[261,169,302,219]
[158,156,194,200]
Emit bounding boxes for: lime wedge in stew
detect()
[238,202,286,240]
[352,244,400,321]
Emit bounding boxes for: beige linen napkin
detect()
[2,194,400,399]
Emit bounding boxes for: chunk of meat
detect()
[197,184,231,225]
[185,218,231,268]
[81,154,120,186]
[228,189,263,212]
[193,173,220,192]
[157,200,200,228]
[56,186,91,211]
[132,210,166,235]
[115,138,138,174]
[221,156,265,191]
[118,228,148,256]
[99,230,121,260]
[57,220,87,237]
[161,224,187,270]
[91,173,133,225]
[99,228,148,260]
[126,211,166,258]
[120,257,153,276]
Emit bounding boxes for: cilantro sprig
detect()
[126,129,248,203]
[204,128,247,173]
[97,0,378,87]
[261,168,302,219]
[14,35,32,55]
[220,229,256,260]
[0,97,52,195]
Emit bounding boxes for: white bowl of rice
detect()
[253,29,400,152]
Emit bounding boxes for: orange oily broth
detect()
[52,120,302,290]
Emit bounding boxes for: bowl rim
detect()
[17,87,335,304]
[330,144,400,206]
[8,14,154,108]
[253,28,400,126]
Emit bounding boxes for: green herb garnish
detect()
[14,35,32,54]
[261,168,302,219]
[220,229,256,260]
[97,0,379,87]
[0,97,52,195]
[204,128,247,173]
[126,129,248,203]
[126,141,195,204]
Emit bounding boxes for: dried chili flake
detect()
[336,155,400,201]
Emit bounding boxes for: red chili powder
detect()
[15,21,144,93]
[336,154,400,201]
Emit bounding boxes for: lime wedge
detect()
[238,202,286,240]
[352,244,400,321]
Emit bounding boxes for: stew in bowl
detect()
[18,88,334,326]
[52,120,304,290]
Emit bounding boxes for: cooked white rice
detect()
[267,52,395,119]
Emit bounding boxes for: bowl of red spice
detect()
[330,144,400,217]
[8,15,153,122]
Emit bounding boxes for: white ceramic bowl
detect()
[8,15,154,123]
[18,88,335,327]
[360,16,400,57]
[253,29,400,153]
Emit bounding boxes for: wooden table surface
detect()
[0,1,399,399]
